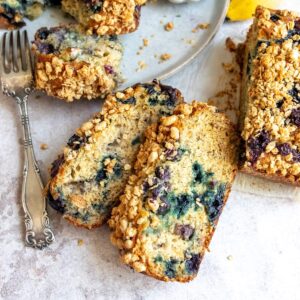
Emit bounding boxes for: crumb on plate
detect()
[164,22,174,31]
[192,23,210,33]
[143,38,149,47]
[136,60,148,71]
[160,53,172,61]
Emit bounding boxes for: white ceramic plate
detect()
[0,0,229,88]
[119,0,229,87]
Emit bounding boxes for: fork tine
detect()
[1,32,10,74]
[17,30,26,71]
[23,30,33,74]
[9,31,20,73]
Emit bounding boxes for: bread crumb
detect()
[143,38,149,47]
[227,255,233,261]
[192,23,210,33]
[136,61,148,71]
[164,22,174,31]
[186,39,195,45]
[77,239,84,246]
[225,37,237,52]
[222,63,235,73]
[40,143,48,150]
[207,42,241,124]
[160,53,172,61]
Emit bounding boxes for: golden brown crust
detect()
[240,165,300,187]
[0,7,24,29]
[0,16,18,29]
[34,54,116,101]
[64,215,103,229]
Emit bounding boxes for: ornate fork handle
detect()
[10,88,55,249]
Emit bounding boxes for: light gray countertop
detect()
[1,3,300,299]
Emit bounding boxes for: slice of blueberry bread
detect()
[240,6,300,186]
[109,102,239,282]
[32,25,123,102]
[61,0,146,35]
[47,81,184,229]
[0,0,45,29]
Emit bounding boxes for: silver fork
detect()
[0,30,54,249]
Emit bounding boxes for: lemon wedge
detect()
[227,0,281,21]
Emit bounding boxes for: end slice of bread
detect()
[32,25,123,102]
[109,102,239,282]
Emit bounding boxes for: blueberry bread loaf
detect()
[61,0,146,35]
[47,81,184,229]
[32,25,123,102]
[240,6,300,186]
[109,102,239,282]
[0,0,45,29]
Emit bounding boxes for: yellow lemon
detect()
[227,0,282,21]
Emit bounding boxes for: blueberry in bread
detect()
[32,25,123,102]
[109,102,239,282]
[0,0,45,29]
[61,0,147,35]
[240,6,300,186]
[47,81,184,229]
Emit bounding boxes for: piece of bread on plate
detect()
[61,0,147,35]
[47,80,184,229]
[32,25,123,102]
[109,102,239,282]
[239,6,300,186]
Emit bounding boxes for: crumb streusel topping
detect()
[241,6,300,185]
[62,0,147,35]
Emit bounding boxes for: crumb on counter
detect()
[207,40,241,124]
[227,255,233,261]
[222,63,235,73]
[225,37,237,52]
[164,22,174,32]
[40,143,48,150]
[77,239,84,246]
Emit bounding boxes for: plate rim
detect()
[156,0,230,82]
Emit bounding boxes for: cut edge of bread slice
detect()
[46,80,185,229]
